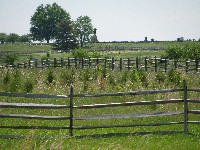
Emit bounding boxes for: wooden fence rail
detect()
[1,57,200,72]
[0,80,199,139]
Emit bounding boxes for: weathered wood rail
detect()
[1,57,200,72]
[0,80,199,139]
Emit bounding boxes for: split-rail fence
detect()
[0,80,199,139]
[1,57,200,72]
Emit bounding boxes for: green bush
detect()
[9,69,22,92]
[24,79,34,93]
[165,42,200,60]
[46,69,55,84]
[155,72,166,83]
[2,54,18,65]
[72,48,89,58]
[60,68,75,86]
[3,71,11,84]
[167,69,181,86]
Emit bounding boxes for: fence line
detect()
[1,57,200,72]
[0,80,200,139]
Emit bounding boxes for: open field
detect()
[0,42,200,149]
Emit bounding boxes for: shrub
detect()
[130,69,139,83]
[72,48,89,58]
[9,69,22,92]
[155,72,166,83]
[46,69,55,84]
[138,70,148,87]
[60,68,75,86]
[121,71,129,84]
[2,54,18,65]
[24,79,34,93]
[167,69,181,86]
[3,71,11,84]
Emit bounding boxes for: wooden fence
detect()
[0,80,200,139]
[1,57,199,72]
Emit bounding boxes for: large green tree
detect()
[30,3,70,43]
[6,33,19,43]
[75,16,94,47]
[0,33,7,43]
[53,20,79,51]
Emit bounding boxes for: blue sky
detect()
[0,0,200,42]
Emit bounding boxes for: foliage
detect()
[138,70,148,87]
[167,69,181,86]
[3,71,11,85]
[2,54,18,65]
[9,69,22,92]
[0,32,7,42]
[60,68,75,86]
[155,72,166,83]
[72,48,90,58]
[30,3,70,43]
[53,19,79,51]
[165,42,200,60]
[46,69,55,84]
[19,34,31,43]
[6,33,19,43]
[23,79,34,93]
[75,16,94,47]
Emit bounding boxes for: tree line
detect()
[0,33,31,44]
[0,2,98,51]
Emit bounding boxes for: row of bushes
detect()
[1,67,182,94]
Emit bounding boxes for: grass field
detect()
[0,42,200,149]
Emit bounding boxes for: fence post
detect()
[68,58,70,68]
[119,58,123,71]
[69,85,74,136]
[136,57,139,71]
[53,58,57,68]
[81,58,84,69]
[195,59,199,72]
[104,58,107,68]
[111,57,115,70]
[155,56,157,72]
[186,60,189,73]
[183,80,188,135]
[174,59,177,69]
[164,59,167,72]
[61,58,64,68]
[145,57,148,72]
[89,58,91,68]
[75,58,78,69]
[28,59,31,68]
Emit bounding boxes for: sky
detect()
[0,0,200,42]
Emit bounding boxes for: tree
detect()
[75,16,94,47]
[6,33,19,43]
[0,33,7,43]
[30,3,70,43]
[19,34,31,43]
[53,20,79,51]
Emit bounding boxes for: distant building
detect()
[151,38,154,42]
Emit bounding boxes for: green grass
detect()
[0,68,200,149]
[0,42,200,149]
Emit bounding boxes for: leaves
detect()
[30,3,70,43]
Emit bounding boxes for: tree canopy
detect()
[30,3,70,43]
[53,20,79,51]
[75,16,94,47]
